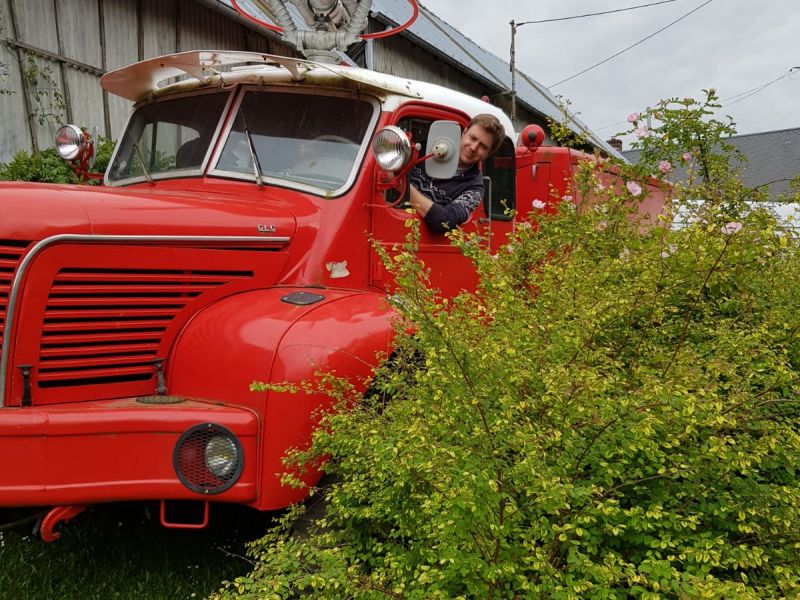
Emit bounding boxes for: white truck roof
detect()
[101,50,515,142]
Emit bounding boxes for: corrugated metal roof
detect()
[624,126,800,200]
[215,0,621,157]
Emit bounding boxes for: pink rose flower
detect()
[721,222,742,235]
[626,181,643,196]
[682,151,693,162]
[634,126,651,139]
[660,244,677,258]
[627,112,640,123]
[658,160,672,173]
[531,199,546,210]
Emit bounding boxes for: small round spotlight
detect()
[55,124,84,161]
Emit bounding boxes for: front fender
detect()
[167,288,394,509]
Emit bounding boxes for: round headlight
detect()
[174,423,243,494]
[204,434,238,478]
[372,126,412,172]
[55,124,84,161]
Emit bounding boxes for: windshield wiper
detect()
[243,126,265,188]
[131,141,153,183]
[238,108,264,188]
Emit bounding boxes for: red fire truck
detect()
[0,48,664,540]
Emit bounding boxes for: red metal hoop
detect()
[230,0,418,40]
[361,0,418,39]
[231,0,283,32]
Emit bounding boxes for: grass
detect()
[0,502,273,599]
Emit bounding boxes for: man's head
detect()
[458,113,505,168]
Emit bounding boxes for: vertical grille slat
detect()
[0,241,31,347]
[38,266,254,388]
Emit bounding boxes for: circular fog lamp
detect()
[174,423,243,494]
[372,126,412,172]
[55,124,84,161]
[204,434,238,478]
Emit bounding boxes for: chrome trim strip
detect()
[0,234,289,408]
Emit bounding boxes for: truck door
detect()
[369,109,515,296]
[480,137,516,252]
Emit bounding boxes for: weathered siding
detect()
[0,0,543,164]
[0,0,290,162]
[367,20,545,133]
[370,31,485,98]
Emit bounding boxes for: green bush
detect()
[0,136,115,184]
[216,93,800,599]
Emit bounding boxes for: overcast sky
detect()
[415,0,800,148]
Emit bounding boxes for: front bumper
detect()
[0,398,258,506]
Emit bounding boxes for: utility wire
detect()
[595,66,798,133]
[517,0,679,26]
[595,119,630,132]
[721,67,799,107]
[550,0,714,88]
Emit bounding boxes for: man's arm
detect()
[408,184,433,217]
[410,182,483,233]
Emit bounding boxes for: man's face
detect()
[458,124,493,168]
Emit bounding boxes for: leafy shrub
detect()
[0,147,76,183]
[0,136,115,184]
[216,94,800,599]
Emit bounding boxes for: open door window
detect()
[482,137,516,221]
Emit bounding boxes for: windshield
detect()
[212,90,375,194]
[107,92,229,184]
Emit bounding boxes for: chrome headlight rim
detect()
[173,423,244,495]
[55,124,85,161]
[372,125,412,173]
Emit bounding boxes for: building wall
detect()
[0,0,545,163]
[366,20,546,135]
[0,0,292,161]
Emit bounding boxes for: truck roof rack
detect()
[100,50,311,102]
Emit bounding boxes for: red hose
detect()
[230,0,419,39]
[361,0,418,40]
[230,0,283,33]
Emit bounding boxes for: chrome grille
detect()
[0,241,30,349]
[38,267,253,387]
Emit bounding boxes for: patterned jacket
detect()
[410,164,484,233]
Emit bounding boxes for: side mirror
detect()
[425,120,460,180]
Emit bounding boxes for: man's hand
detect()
[409,184,433,217]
